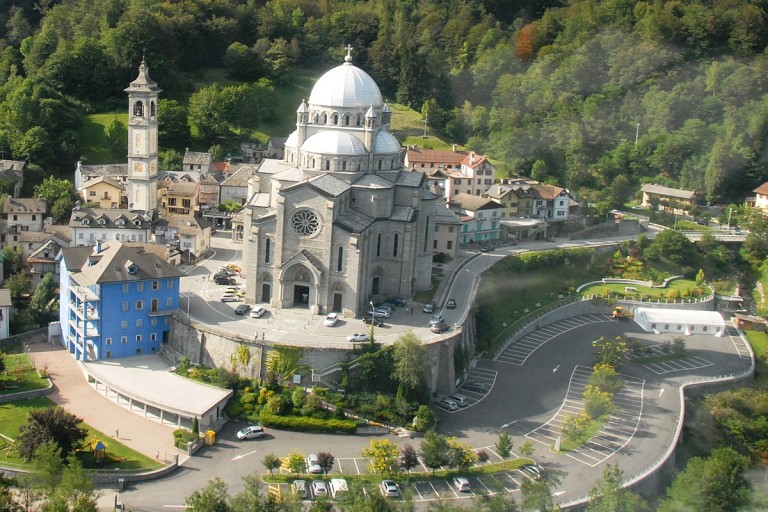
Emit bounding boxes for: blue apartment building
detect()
[59,241,182,360]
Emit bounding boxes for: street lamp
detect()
[605,211,611,238]
[369,301,375,343]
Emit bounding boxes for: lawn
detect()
[0,397,161,471]
[580,279,710,301]
[79,112,127,165]
[0,353,49,395]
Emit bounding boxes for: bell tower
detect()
[125,59,161,211]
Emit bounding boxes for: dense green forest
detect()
[1,0,768,208]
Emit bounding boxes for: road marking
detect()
[231,449,260,461]
[553,365,560,372]
[659,387,665,397]
[500,419,517,429]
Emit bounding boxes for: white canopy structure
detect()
[634,308,725,337]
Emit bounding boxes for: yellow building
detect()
[159,182,199,217]
[80,176,125,209]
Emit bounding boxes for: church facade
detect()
[241,50,438,316]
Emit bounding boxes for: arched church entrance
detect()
[261,283,271,303]
[283,265,313,309]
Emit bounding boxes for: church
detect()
[240,49,438,316]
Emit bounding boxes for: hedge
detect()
[259,411,357,434]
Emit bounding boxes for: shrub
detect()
[173,428,197,448]
[584,385,614,419]
[259,411,357,434]
[476,449,489,463]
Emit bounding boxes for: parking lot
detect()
[524,365,645,467]
[495,314,614,365]
[625,344,714,374]
[436,367,498,412]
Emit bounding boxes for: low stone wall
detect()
[0,379,53,404]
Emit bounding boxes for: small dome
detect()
[309,61,382,109]
[301,131,367,156]
[285,131,298,149]
[374,132,401,154]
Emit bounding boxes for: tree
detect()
[521,477,560,512]
[593,336,629,368]
[658,447,751,512]
[17,407,88,461]
[317,452,335,475]
[4,272,29,300]
[519,440,535,458]
[391,332,427,391]
[185,477,231,512]
[446,437,477,470]
[103,118,127,159]
[400,443,419,474]
[58,453,100,511]
[158,99,189,149]
[0,474,23,512]
[412,404,436,432]
[362,439,401,479]
[2,245,23,277]
[495,431,513,458]
[29,272,57,326]
[587,463,649,512]
[50,196,74,224]
[33,176,74,211]
[286,452,307,474]
[262,453,281,475]
[419,430,448,474]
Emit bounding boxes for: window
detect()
[448,226,454,233]
[136,335,142,342]
[106,351,112,358]
[151,333,157,342]
[121,321,128,329]
[433,240,437,249]
[89,191,96,197]
[337,246,343,272]
[557,211,565,216]
[106,338,112,345]
[393,234,399,257]
[136,348,142,354]
[136,300,144,310]
[265,238,271,263]
[137,282,144,292]
[151,318,158,326]
[122,301,129,312]
[167,280,174,289]
[376,234,381,257]
[166,297,173,307]
[447,241,453,250]
[135,319,143,328]
[152,281,159,290]
[121,336,127,343]
[559,200,564,206]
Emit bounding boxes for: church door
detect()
[372,277,380,295]
[261,284,271,303]
[293,285,310,307]
[332,293,342,312]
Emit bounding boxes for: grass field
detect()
[0,353,49,395]
[0,397,161,471]
[79,112,127,165]
[580,279,710,300]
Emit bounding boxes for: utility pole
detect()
[635,122,640,146]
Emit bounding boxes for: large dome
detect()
[308,56,382,108]
[301,131,367,155]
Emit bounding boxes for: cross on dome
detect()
[344,44,353,63]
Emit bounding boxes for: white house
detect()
[633,308,725,336]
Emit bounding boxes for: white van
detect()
[330,478,348,499]
[454,477,471,492]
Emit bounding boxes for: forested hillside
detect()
[0,0,767,207]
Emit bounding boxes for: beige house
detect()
[3,197,46,249]
[751,182,768,210]
[159,181,198,217]
[153,214,212,263]
[80,176,126,209]
[0,160,25,198]
[433,203,462,258]
[182,150,212,174]
[486,179,538,219]
[641,184,697,210]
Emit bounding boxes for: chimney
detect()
[94,242,102,254]
[452,144,457,152]
[470,152,475,165]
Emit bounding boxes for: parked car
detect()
[520,464,543,480]
[324,312,339,327]
[346,332,370,343]
[429,314,445,327]
[250,306,267,318]
[449,394,470,407]
[307,454,322,474]
[224,286,241,294]
[221,293,239,302]
[446,298,457,309]
[311,480,328,496]
[480,245,494,252]
[454,477,471,492]
[371,308,391,319]
[363,316,384,327]
[380,480,400,498]
[215,276,235,285]
[437,398,458,411]
[374,303,394,314]
[329,478,348,499]
[236,425,265,440]
[422,301,436,313]
[234,304,251,315]
[430,322,450,334]
[292,480,307,499]
[384,297,406,307]
[217,267,236,276]
[462,381,488,393]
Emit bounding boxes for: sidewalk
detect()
[27,343,186,465]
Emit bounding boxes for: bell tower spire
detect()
[125,58,161,211]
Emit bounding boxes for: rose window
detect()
[292,210,320,236]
